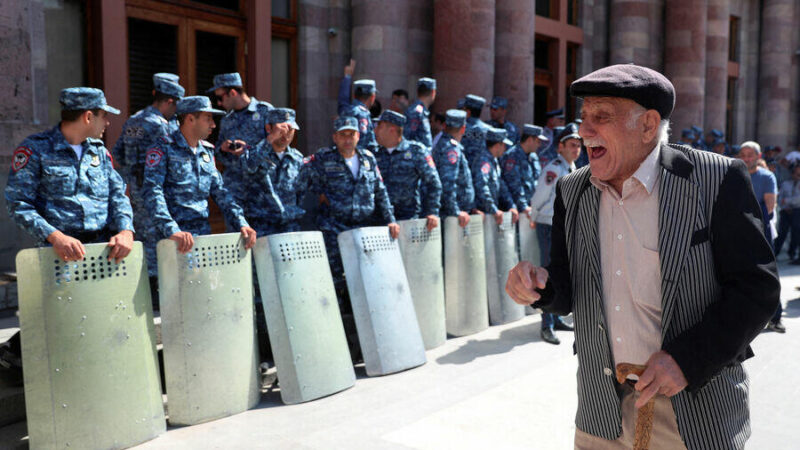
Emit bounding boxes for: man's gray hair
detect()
[627,104,670,146]
[740,140,761,154]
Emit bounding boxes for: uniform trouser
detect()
[574,382,686,450]
[321,226,362,362]
[536,223,563,330]
[774,209,800,258]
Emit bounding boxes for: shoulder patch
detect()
[145,148,164,168]
[480,162,491,175]
[446,149,459,164]
[545,171,557,185]
[359,118,370,133]
[504,159,516,171]
[415,104,424,113]
[425,154,436,168]
[12,147,32,172]
[303,154,315,164]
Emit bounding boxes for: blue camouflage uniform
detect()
[487,97,520,145]
[472,128,516,214]
[153,73,182,133]
[432,109,474,217]
[374,110,442,220]
[403,77,436,147]
[113,76,185,246]
[142,97,249,276]
[6,88,132,244]
[338,77,378,152]
[500,145,540,210]
[242,108,305,236]
[208,73,273,224]
[538,125,563,168]
[296,117,395,295]
[461,94,490,166]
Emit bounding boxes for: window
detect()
[536,0,558,19]
[728,16,740,63]
[272,0,298,109]
[44,0,87,124]
[128,18,178,114]
[726,78,737,142]
[726,15,741,142]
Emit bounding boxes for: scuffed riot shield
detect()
[397,219,446,350]
[338,227,427,376]
[17,242,165,450]
[157,233,260,425]
[253,231,355,404]
[518,214,542,315]
[443,215,489,336]
[484,213,525,325]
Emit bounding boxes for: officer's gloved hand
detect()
[47,230,86,262]
[425,214,439,231]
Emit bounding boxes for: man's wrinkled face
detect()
[738,146,759,171]
[579,97,649,184]
[88,110,110,139]
[333,129,359,152]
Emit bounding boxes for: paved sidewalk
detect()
[2,263,798,449]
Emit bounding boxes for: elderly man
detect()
[506,64,779,449]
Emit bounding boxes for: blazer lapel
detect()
[575,179,605,321]
[657,145,698,337]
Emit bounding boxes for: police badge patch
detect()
[145,149,164,168]
[545,171,557,185]
[481,162,491,174]
[504,159,515,171]
[12,147,32,172]
[446,150,458,164]
[90,154,101,167]
[202,153,211,163]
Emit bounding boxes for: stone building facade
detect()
[1,0,798,271]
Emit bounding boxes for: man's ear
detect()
[641,110,661,143]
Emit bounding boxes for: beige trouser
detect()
[574,383,687,450]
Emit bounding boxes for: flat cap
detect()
[334,116,359,132]
[176,96,225,115]
[59,87,120,115]
[570,64,675,120]
[268,108,300,130]
[445,109,467,128]
[464,94,486,110]
[522,124,548,141]
[417,77,437,90]
[490,97,508,109]
[153,78,185,99]
[207,72,243,93]
[354,79,377,96]
[376,110,406,127]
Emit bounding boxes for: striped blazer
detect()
[535,144,780,449]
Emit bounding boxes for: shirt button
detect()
[618,200,624,206]
[615,270,622,276]
[617,234,623,240]
[603,367,613,376]
[615,305,621,311]
[616,337,622,343]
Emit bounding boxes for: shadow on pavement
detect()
[435,319,553,365]
[783,297,800,319]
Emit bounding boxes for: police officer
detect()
[6,87,133,262]
[529,125,580,345]
[153,73,182,133]
[337,60,379,152]
[209,72,274,227]
[113,75,185,250]
[487,96,520,145]
[296,116,398,295]
[678,128,695,147]
[538,108,565,167]
[472,127,519,225]
[241,108,305,236]
[462,94,491,166]
[142,96,256,278]
[374,110,442,229]
[702,128,724,151]
[500,124,548,223]
[431,109,473,228]
[403,77,437,148]
[690,125,704,149]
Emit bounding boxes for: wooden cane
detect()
[616,363,655,450]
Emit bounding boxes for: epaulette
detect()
[199,139,214,149]
[362,149,374,158]
[158,116,169,124]
[86,137,104,146]
[159,134,174,144]
[552,158,562,165]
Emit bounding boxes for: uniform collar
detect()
[247,98,259,112]
[557,154,576,171]
[51,125,99,155]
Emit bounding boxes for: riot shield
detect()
[518,213,541,315]
[443,215,489,336]
[17,242,165,449]
[484,212,525,325]
[338,227,427,376]
[253,231,355,404]
[157,233,260,425]
[397,219,446,350]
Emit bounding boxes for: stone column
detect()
[663,0,707,133]
[757,0,796,147]
[433,0,495,118]
[608,0,663,69]
[406,0,434,95]
[493,0,535,126]
[704,0,729,134]
[351,0,409,106]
